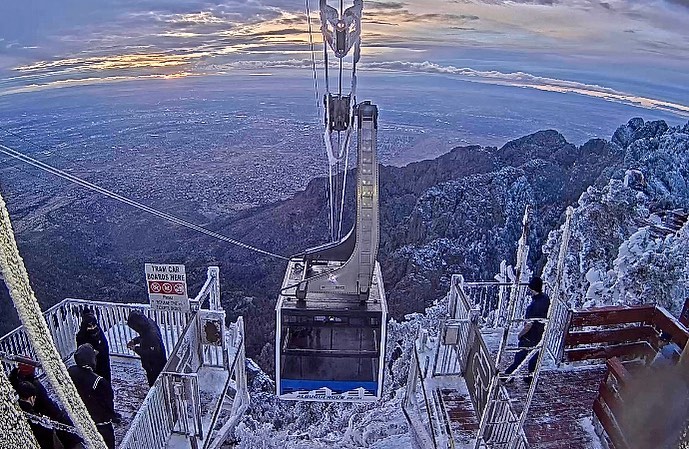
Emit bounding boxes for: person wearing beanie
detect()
[504,275,551,384]
[68,343,118,449]
[528,276,543,294]
[17,381,58,449]
[76,308,112,382]
[126,310,167,386]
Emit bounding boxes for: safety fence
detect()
[118,382,172,449]
[543,295,571,367]
[403,329,453,449]
[120,267,247,449]
[464,322,529,449]
[463,279,572,368]
[0,298,191,376]
[0,266,249,449]
[405,275,530,449]
[462,281,529,328]
[119,313,246,449]
[478,387,529,449]
[433,275,478,377]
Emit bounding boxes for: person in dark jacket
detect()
[126,310,167,386]
[68,343,117,449]
[10,360,61,419]
[17,381,58,449]
[504,276,551,384]
[10,360,83,449]
[76,308,112,383]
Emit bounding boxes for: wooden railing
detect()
[593,357,631,449]
[562,304,688,363]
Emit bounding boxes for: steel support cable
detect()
[336,133,342,239]
[307,0,335,241]
[0,127,89,174]
[0,143,289,261]
[24,412,82,436]
[328,163,335,242]
[305,0,321,122]
[321,20,336,241]
[337,136,350,239]
[336,58,357,240]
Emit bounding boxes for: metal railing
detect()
[119,382,172,449]
[403,330,448,449]
[207,317,249,449]
[121,267,247,449]
[0,298,192,375]
[433,275,478,377]
[0,265,248,449]
[463,281,530,328]
[543,295,571,366]
[477,384,529,449]
[464,325,496,420]
[463,279,573,367]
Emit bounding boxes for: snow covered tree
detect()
[543,118,689,313]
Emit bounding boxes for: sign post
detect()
[145,263,190,312]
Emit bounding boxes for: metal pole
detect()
[495,205,531,372]
[0,190,108,449]
[208,266,221,311]
[554,207,574,303]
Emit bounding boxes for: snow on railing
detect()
[1,265,248,449]
[543,295,571,366]
[476,384,529,449]
[118,382,172,449]
[433,274,478,376]
[207,317,250,449]
[121,269,248,449]
[466,310,531,449]
[463,281,530,328]
[461,278,572,366]
[0,298,192,375]
[403,329,443,449]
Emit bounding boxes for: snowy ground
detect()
[110,357,150,443]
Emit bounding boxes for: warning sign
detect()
[145,263,190,312]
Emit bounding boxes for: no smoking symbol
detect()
[150,282,161,293]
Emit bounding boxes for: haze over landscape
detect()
[0,0,688,330]
[2,1,689,448]
[1,0,688,341]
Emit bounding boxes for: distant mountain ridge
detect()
[2,118,688,363]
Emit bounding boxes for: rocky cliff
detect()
[5,118,688,364]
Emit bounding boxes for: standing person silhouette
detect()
[126,310,167,386]
[504,276,550,384]
[76,308,112,382]
[68,344,118,449]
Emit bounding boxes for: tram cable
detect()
[306,0,337,242]
[306,0,321,122]
[0,136,289,261]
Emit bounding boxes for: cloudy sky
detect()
[0,0,688,116]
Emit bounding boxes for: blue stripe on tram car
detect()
[281,379,378,395]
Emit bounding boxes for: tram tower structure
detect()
[275,101,387,402]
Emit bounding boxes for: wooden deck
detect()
[441,388,480,447]
[440,365,607,448]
